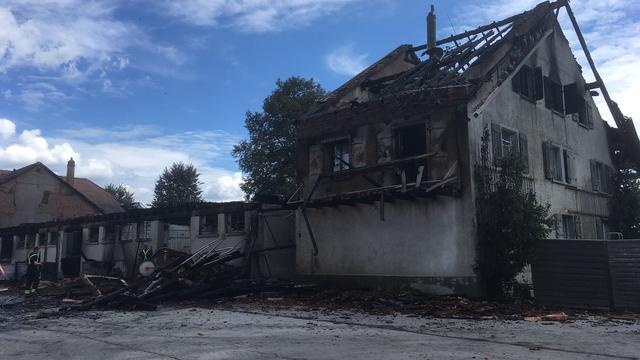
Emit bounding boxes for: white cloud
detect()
[0,118,246,204]
[0,118,16,139]
[455,0,640,129]
[159,0,361,32]
[326,45,368,76]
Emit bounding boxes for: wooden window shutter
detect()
[491,123,502,162]
[534,67,544,100]
[590,160,600,191]
[519,133,529,172]
[575,216,583,239]
[543,142,553,179]
[511,69,522,94]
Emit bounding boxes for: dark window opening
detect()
[395,123,427,182]
[199,214,219,236]
[226,212,245,233]
[326,139,350,173]
[49,231,59,246]
[26,234,36,249]
[103,225,116,242]
[563,83,582,115]
[512,66,543,101]
[0,237,13,260]
[543,142,563,182]
[41,190,51,205]
[544,77,564,114]
[88,227,99,243]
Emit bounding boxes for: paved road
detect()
[1,306,638,359]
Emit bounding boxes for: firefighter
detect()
[24,246,41,295]
[139,244,153,262]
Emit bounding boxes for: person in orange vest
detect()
[24,246,41,295]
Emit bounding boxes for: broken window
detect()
[491,124,528,172]
[563,83,582,115]
[544,77,564,114]
[49,231,59,246]
[326,139,350,173]
[563,150,577,186]
[199,214,218,236]
[88,226,99,243]
[543,142,563,182]
[557,214,581,239]
[590,160,613,194]
[395,123,427,159]
[226,212,245,233]
[0,237,13,260]
[512,66,543,101]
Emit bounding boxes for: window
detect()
[544,77,564,114]
[512,66,543,101]
[88,227,99,243]
[395,123,427,159]
[579,103,594,129]
[16,235,25,249]
[103,225,116,243]
[543,142,564,182]
[590,160,613,194]
[139,221,152,240]
[226,212,245,233]
[557,214,582,239]
[326,139,350,173]
[565,83,594,129]
[199,214,218,236]
[37,231,46,246]
[0,237,13,260]
[26,234,36,248]
[41,190,51,204]
[491,124,529,172]
[596,218,610,239]
[563,150,577,185]
[121,223,136,241]
[49,231,59,246]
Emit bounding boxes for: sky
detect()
[0,0,638,205]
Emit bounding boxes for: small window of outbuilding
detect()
[88,227,99,243]
[544,77,564,114]
[199,215,218,236]
[226,212,245,233]
[49,231,59,246]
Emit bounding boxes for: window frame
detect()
[324,138,351,174]
[512,65,543,102]
[544,76,565,115]
[87,226,100,243]
[491,123,529,173]
[225,212,246,234]
[556,214,582,239]
[199,214,219,237]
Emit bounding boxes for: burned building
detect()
[293,1,640,295]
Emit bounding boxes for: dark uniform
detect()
[25,250,40,295]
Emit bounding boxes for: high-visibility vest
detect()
[27,252,38,265]
[142,249,151,261]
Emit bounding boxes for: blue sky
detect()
[0,0,638,204]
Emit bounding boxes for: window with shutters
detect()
[578,102,594,129]
[544,77,564,114]
[590,160,613,194]
[542,142,563,182]
[564,82,594,129]
[556,214,581,239]
[595,218,610,239]
[491,124,529,172]
[512,66,543,102]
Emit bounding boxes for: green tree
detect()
[152,162,204,208]
[104,184,138,209]
[232,76,325,199]
[610,165,640,238]
[474,127,554,298]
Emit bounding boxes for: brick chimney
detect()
[66,157,75,185]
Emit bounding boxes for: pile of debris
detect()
[44,240,294,312]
